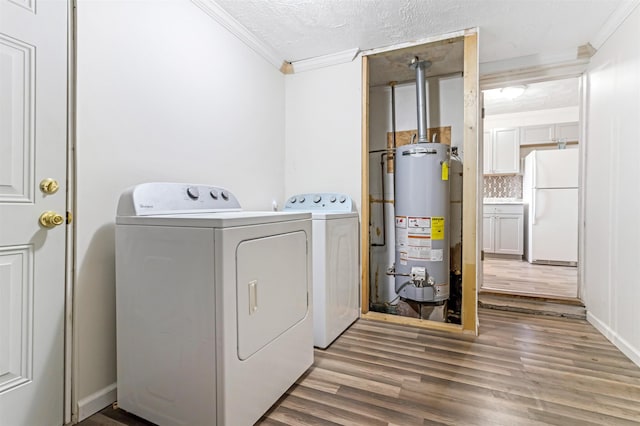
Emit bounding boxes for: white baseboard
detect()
[587,312,640,368]
[76,382,117,422]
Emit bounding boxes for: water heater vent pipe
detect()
[409,56,432,143]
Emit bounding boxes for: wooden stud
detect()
[361,55,370,314]
[461,31,479,334]
[361,311,463,333]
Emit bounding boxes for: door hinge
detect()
[482,107,485,119]
[66,211,73,224]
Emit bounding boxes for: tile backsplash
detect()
[484,175,523,199]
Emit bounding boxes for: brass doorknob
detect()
[39,211,65,228]
[40,178,60,194]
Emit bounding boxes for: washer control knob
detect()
[187,187,200,200]
[210,190,219,200]
[329,195,337,203]
[289,197,297,203]
[221,191,229,201]
[298,196,305,203]
[339,195,347,203]
[313,195,322,203]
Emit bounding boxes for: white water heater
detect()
[394,142,450,302]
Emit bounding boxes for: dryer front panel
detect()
[236,230,309,360]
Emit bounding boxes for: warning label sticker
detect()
[408,217,431,229]
[395,216,407,228]
[399,250,408,265]
[430,249,443,261]
[395,215,445,262]
[408,246,431,260]
[431,217,445,240]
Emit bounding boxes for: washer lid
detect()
[116,210,311,227]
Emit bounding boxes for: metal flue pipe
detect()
[409,56,432,143]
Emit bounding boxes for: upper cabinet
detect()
[520,122,579,145]
[484,128,520,175]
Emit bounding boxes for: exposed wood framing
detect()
[361,55,370,314]
[462,31,479,334]
[361,31,478,335]
[361,311,463,333]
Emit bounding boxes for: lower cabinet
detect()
[483,204,524,255]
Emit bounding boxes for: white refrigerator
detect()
[522,149,578,265]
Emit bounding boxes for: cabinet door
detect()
[555,122,579,142]
[483,131,492,174]
[482,215,495,253]
[520,124,554,145]
[492,128,520,174]
[494,214,523,255]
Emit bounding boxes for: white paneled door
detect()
[0,0,68,424]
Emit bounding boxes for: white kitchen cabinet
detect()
[520,124,554,145]
[520,122,579,145]
[555,122,579,141]
[482,214,495,253]
[484,128,520,174]
[483,204,524,255]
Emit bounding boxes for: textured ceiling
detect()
[214,0,626,64]
[484,77,579,115]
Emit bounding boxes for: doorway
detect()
[480,77,581,302]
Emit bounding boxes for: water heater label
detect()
[408,246,431,260]
[431,217,445,240]
[395,216,407,228]
[408,217,431,230]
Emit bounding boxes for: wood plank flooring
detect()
[482,257,578,299]
[80,308,640,425]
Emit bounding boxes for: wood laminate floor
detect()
[80,308,640,426]
[482,258,578,299]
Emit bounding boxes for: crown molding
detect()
[291,48,361,73]
[590,0,640,50]
[191,0,283,69]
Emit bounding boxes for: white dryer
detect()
[284,193,360,348]
[115,183,313,426]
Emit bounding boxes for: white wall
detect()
[284,59,362,211]
[484,106,579,130]
[584,4,640,367]
[75,0,285,418]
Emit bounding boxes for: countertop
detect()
[483,198,524,204]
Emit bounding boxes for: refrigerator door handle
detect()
[532,188,536,225]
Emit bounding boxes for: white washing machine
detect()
[115,183,313,426]
[284,193,360,348]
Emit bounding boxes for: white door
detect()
[0,0,68,424]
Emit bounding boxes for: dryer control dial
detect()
[187,186,200,200]
[221,191,229,201]
[289,197,297,203]
[339,195,346,203]
[210,190,219,200]
[298,196,305,203]
[313,195,322,203]
[329,195,337,203]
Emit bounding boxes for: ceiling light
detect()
[500,85,527,100]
